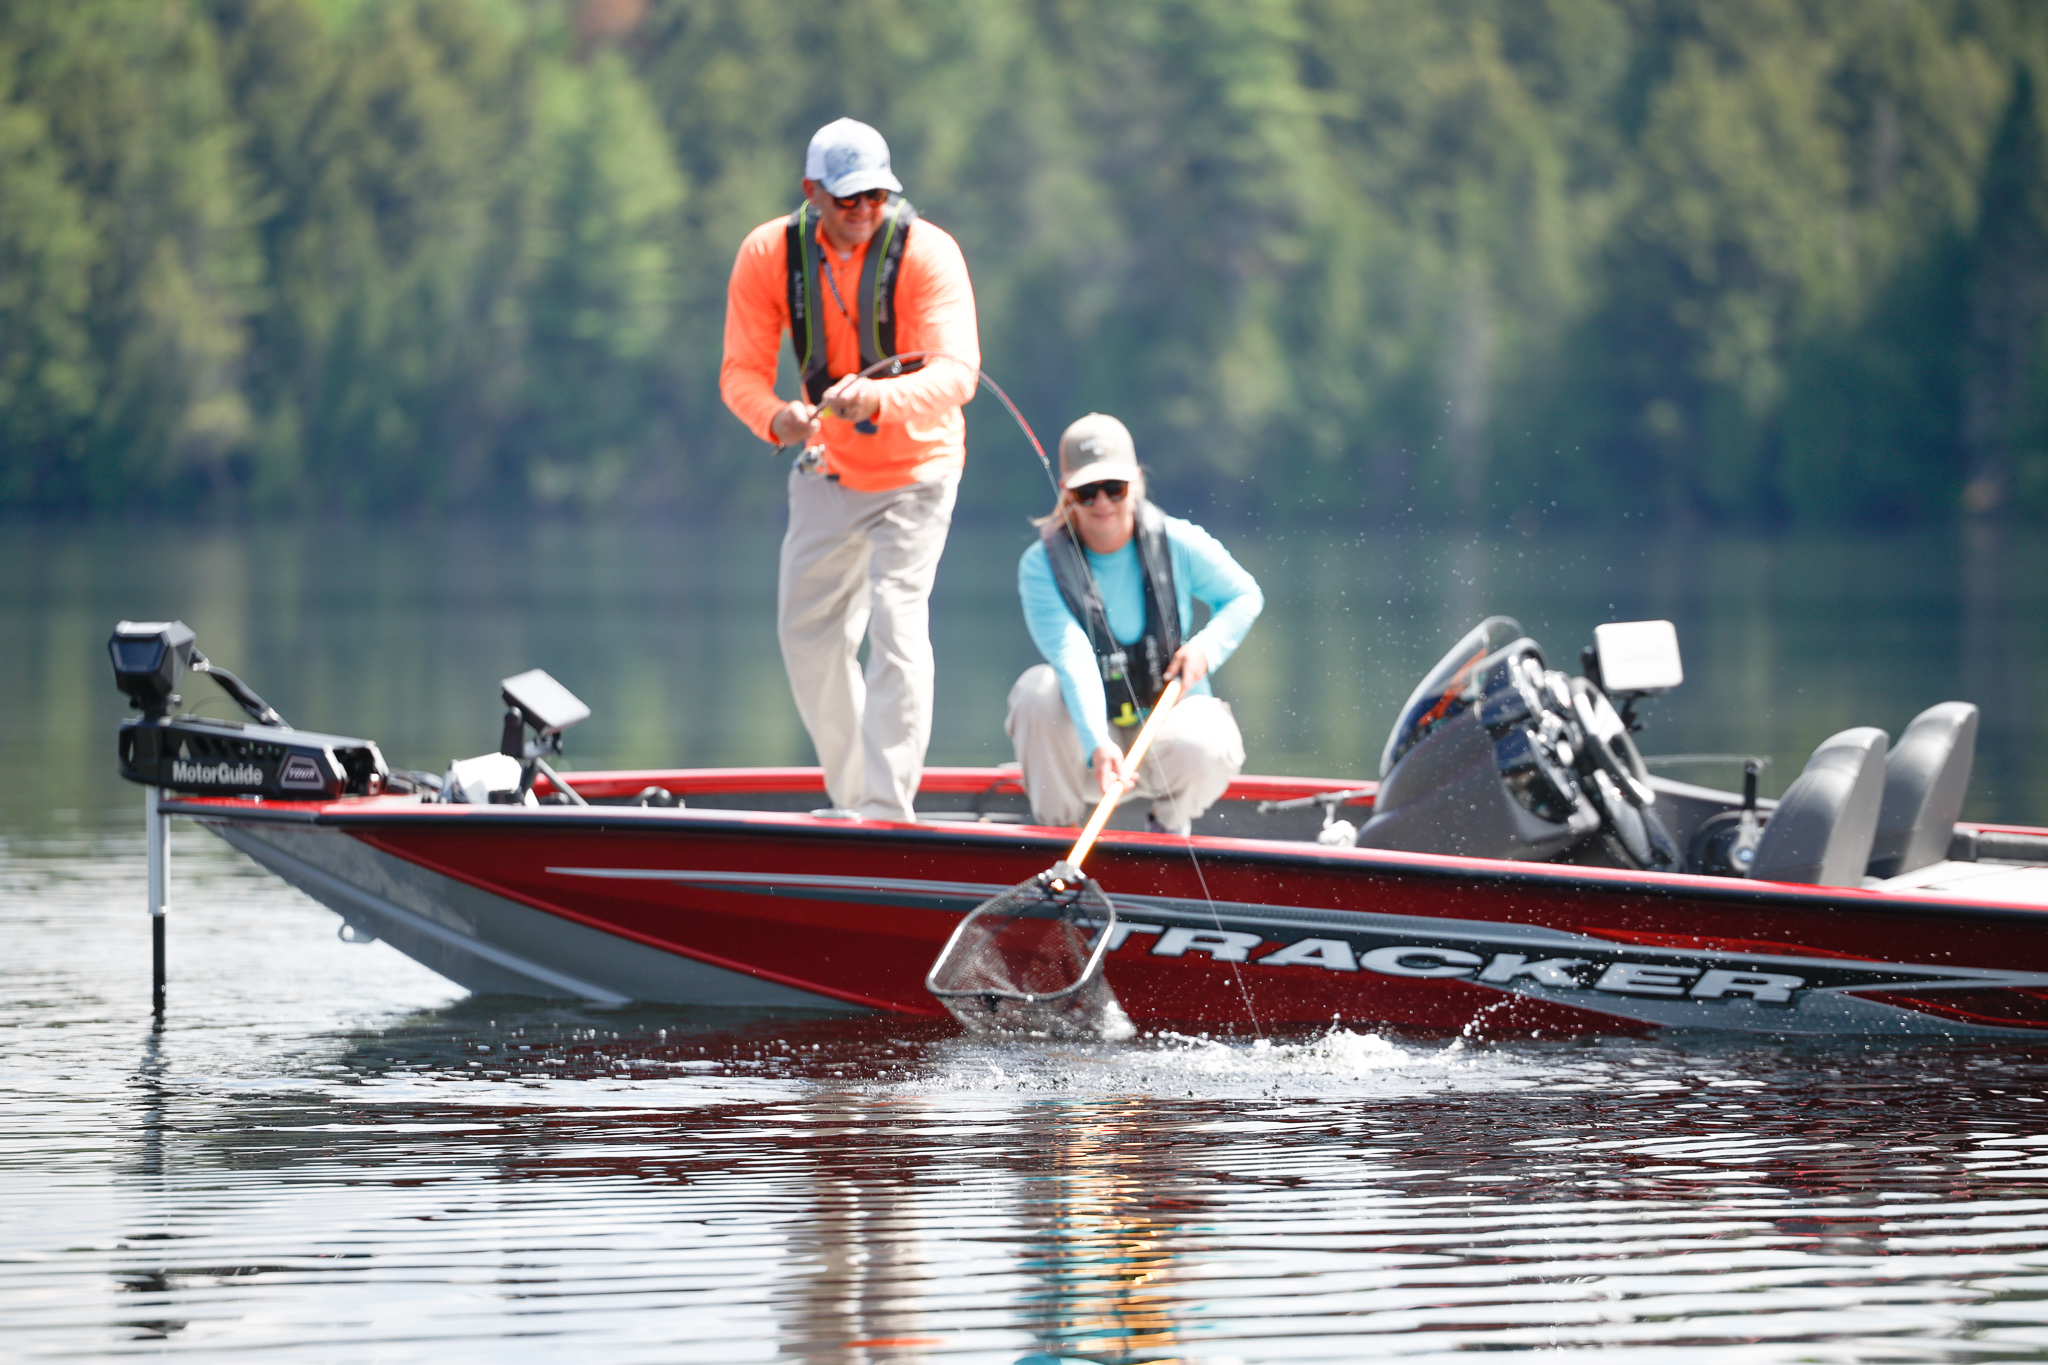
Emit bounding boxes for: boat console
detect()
[1349,615,2003,886]
[1354,616,1685,871]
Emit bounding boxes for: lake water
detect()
[5,512,2048,1361]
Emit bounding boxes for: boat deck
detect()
[1878,842,2048,907]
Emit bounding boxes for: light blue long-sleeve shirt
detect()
[1018,512,1264,759]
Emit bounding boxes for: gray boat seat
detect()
[1866,702,1978,879]
[1749,727,1889,886]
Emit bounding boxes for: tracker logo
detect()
[1346,944,1804,1004]
[1113,922,1807,1004]
[170,759,265,786]
[279,755,324,789]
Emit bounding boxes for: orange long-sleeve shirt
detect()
[720,210,979,492]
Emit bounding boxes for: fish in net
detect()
[926,860,1134,1039]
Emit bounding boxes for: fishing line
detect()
[840,351,1260,1039]
[841,351,1060,497]
[1184,835,1264,1041]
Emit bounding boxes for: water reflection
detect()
[117,1027,191,1344]
[15,875,2048,1363]
[1018,1102,1193,1365]
[772,1088,942,1361]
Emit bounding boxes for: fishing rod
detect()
[805,351,1061,499]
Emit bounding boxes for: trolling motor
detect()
[110,620,389,800]
[108,620,394,1017]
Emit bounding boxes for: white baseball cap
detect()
[1058,413,1141,489]
[804,118,903,198]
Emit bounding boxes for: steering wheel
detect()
[1569,676,1654,806]
[1560,676,1680,870]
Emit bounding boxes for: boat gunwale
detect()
[157,768,2048,927]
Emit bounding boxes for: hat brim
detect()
[1061,459,1141,490]
[818,168,903,198]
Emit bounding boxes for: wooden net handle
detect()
[1067,677,1184,871]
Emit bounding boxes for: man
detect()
[721,118,980,822]
[1007,413,1264,833]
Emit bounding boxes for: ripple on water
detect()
[8,833,2048,1362]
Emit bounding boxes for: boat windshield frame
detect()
[1379,616,1525,777]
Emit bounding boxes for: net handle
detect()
[1067,678,1184,871]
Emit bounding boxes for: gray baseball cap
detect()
[804,118,903,198]
[1058,413,1141,489]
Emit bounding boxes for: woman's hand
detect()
[1163,642,1209,687]
[1092,745,1132,800]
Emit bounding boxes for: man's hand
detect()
[819,375,883,424]
[1092,745,1132,801]
[770,400,821,448]
[1163,642,1210,687]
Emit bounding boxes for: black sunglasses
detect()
[1073,480,1129,505]
[830,188,890,210]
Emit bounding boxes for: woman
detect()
[1007,413,1264,832]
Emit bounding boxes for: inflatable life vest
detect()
[785,198,924,410]
[1041,499,1182,727]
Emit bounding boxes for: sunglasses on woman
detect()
[1073,480,1129,505]
[830,188,890,210]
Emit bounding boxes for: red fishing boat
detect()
[110,618,2048,1038]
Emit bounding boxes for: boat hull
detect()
[174,770,2048,1040]
[211,820,850,1010]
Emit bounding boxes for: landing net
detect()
[926,870,1133,1039]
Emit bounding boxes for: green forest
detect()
[1,0,2044,524]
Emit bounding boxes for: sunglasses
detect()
[830,188,890,210]
[1073,480,1129,505]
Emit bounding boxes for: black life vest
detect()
[1041,499,1182,728]
[785,197,923,409]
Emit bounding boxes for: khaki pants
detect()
[778,465,959,822]
[1004,663,1244,833]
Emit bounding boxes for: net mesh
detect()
[927,873,1132,1038]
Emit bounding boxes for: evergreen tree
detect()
[0,41,99,502]
[1960,65,2048,515]
[0,0,260,507]
[0,0,2041,524]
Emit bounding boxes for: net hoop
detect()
[922,864,1118,1005]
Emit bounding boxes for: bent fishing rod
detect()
[802,351,1062,500]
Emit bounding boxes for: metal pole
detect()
[146,783,168,1015]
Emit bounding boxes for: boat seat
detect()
[1749,727,1889,886]
[1867,701,1979,879]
